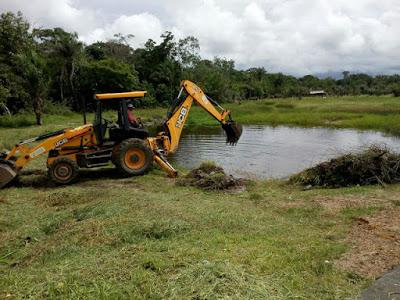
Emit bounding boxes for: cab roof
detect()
[95,91,147,100]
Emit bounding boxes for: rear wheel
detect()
[48,157,79,185]
[112,138,153,176]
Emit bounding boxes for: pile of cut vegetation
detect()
[290,146,400,187]
[177,162,244,190]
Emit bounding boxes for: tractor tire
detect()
[112,138,153,176]
[48,157,79,185]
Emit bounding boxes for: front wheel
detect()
[112,138,153,176]
[48,157,79,185]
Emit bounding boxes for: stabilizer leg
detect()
[153,154,178,177]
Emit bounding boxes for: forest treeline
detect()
[1,11,400,125]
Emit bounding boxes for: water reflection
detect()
[170,125,400,178]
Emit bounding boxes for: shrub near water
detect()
[291,146,400,187]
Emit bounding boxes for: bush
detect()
[42,99,74,115]
[393,86,400,97]
[0,114,36,127]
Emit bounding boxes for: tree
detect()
[393,84,400,97]
[77,58,140,109]
[0,11,33,113]
[0,85,11,115]
[22,51,48,124]
[0,11,30,57]
[34,28,83,108]
[187,58,239,101]
[300,75,321,90]
[177,36,200,68]
[85,34,135,64]
[134,32,182,105]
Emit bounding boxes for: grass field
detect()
[3,167,400,299]
[1,96,400,298]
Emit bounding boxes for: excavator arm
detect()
[148,80,242,177]
[164,80,242,153]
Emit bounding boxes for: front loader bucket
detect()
[0,163,17,189]
[222,120,243,145]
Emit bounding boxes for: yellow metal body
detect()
[95,91,146,100]
[45,126,98,166]
[5,125,97,171]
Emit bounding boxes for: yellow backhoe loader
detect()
[0,80,242,188]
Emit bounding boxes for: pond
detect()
[170,125,400,178]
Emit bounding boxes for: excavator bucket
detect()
[0,163,17,189]
[222,120,243,145]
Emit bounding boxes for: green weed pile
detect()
[291,146,400,187]
[177,161,244,190]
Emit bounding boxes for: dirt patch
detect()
[0,196,9,204]
[20,169,46,176]
[313,196,391,214]
[291,146,400,187]
[335,208,400,279]
[13,170,57,189]
[177,162,244,190]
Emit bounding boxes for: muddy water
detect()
[170,125,400,178]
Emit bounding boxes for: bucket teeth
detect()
[0,163,17,189]
[222,121,243,145]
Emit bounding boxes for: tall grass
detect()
[0,114,36,127]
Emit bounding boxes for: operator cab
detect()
[93,91,149,145]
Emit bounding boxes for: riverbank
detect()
[2,95,400,135]
[1,166,400,299]
[191,95,400,135]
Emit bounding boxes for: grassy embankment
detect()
[208,95,400,135]
[1,96,400,298]
[169,95,400,134]
[2,95,400,137]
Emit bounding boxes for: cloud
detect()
[82,13,164,47]
[0,0,97,35]
[1,0,399,75]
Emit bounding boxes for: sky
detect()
[1,0,399,76]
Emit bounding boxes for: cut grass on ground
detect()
[3,168,400,299]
